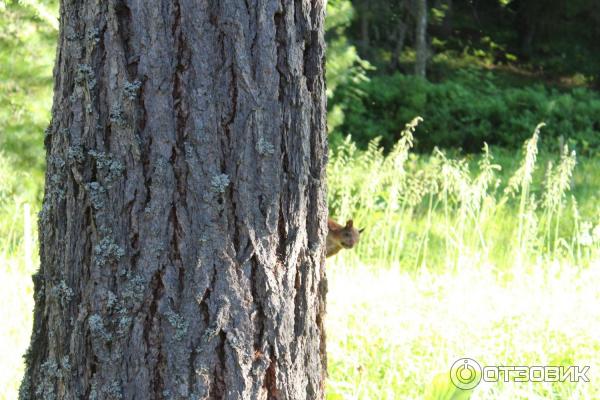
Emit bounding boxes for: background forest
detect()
[2,0,600,399]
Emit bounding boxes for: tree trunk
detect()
[432,0,452,38]
[516,0,541,59]
[414,0,428,78]
[359,0,370,57]
[390,19,408,72]
[441,0,453,38]
[19,1,328,399]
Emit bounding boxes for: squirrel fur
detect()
[326,218,363,257]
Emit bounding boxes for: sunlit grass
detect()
[325,260,600,399]
[0,210,37,400]
[0,154,39,400]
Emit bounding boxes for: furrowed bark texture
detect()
[20,0,328,399]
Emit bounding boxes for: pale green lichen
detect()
[184,143,195,159]
[199,233,208,243]
[51,280,74,307]
[165,310,189,341]
[18,373,31,400]
[60,355,71,372]
[49,174,66,201]
[33,359,60,400]
[89,314,112,342]
[49,155,66,169]
[123,80,142,100]
[211,174,230,193]
[88,150,125,184]
[117,315,132,336]
[89,382,99,400]
[103,381,123,399]
[38,202,51,225]
[106,290,118,309]
[85,181,106,210]
[87,27,101,45]
[256,137,275,156]
[153,158,169,183]
[226,330,243,349]
[65,26,82,42]
[67,145,85,164]
[123,274,146,304]
[109,104,127,127]
[94,236,125,267]
[200,324,218,343]
[75,64,96,90]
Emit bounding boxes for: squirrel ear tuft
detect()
[345,219,353,228]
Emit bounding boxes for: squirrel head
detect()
[339,219,362,248]
[345,219,365,234]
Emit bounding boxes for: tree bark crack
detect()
[113,0,135,78]
[265,345,279,400]
[209,330,228,399]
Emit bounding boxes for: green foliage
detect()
[346,0,600,81]
[0,0,58,182]
[336,70,600,154]
[328,0,600,155]
[325,0,371,134]
[0,153,40,252]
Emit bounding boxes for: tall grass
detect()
[0,154,39,400]
[328,118,600,270]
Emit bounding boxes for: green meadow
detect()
[325,121,600,399]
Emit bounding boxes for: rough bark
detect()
[414,0,428,78]
[19,0,328,399]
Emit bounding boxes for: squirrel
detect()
[326,218,363,257]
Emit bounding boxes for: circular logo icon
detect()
[450,358,482,390]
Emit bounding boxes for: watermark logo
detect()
[450,358,482,390]
[450,358,590,389]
